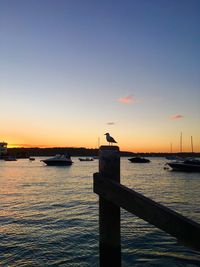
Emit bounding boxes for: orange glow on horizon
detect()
[6,142,200,153]
[4,130,200,153]
[8,144,50,148]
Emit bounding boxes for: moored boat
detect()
[79,157,94,161]
[42,154,73,166]
[128,157,150,163]
[0,141,8,159]
[167,158,200,172]
[165,155,180,160]
[4,156,17,161]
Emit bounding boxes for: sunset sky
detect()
[1,0,200,152]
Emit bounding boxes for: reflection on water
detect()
[0,157,200,266]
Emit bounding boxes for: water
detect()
[0,157,200,266]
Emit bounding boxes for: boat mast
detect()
[170,142,172,153]
[98,137,100,148]
[191,136,194,153]
[180,132,182,153]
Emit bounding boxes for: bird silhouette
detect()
[104,133,117,145]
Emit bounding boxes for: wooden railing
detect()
[93,146,200,267]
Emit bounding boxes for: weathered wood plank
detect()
[94,173,200,251]
[98,145,121,267]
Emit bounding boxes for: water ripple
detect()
[1,157,200,266]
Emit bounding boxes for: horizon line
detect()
[7,146,200,154]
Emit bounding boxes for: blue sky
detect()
[0,0,200,152]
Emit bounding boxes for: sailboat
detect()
[165,143,177,160]
[166,132,184,161]
[93,137,100,160]
[167,135,200,172]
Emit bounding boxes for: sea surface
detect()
[0,157,200,266]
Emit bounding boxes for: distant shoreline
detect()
[3,147,200,159]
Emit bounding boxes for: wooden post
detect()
[97,145,121,267]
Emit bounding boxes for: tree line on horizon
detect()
[6,147,200,158]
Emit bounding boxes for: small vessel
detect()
[0,141,8,159]
[166,142,174,159]
[167,158,200,172]
[29,157,35,161]
[165,155,182,161]
[79,157,94,161]
[128,157,150,163]
[4,156,17,161]
[42,154,73,166]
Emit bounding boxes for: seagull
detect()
[104,133,117,145]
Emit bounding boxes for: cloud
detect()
[170,114,184,120]
[106,122,115,125]
[118,95,142,104]
[118,95,134,104]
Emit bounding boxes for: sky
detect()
[0,0,200,152]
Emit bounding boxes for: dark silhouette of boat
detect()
[166,155,180,160]
[0,141,7,159]
[128,157,150,163]
[4,156,17,161]
[42,154,73,166]
[79,157,94,161]
[167,158,200,172]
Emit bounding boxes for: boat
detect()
[167,158,200,172]
[42,154,73,166]
[4,156,17,161]
[0,141,8,159]
[128,157,150,163]
[165,155,182,161]
[79,157,94,161]
[29,157,35,161]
